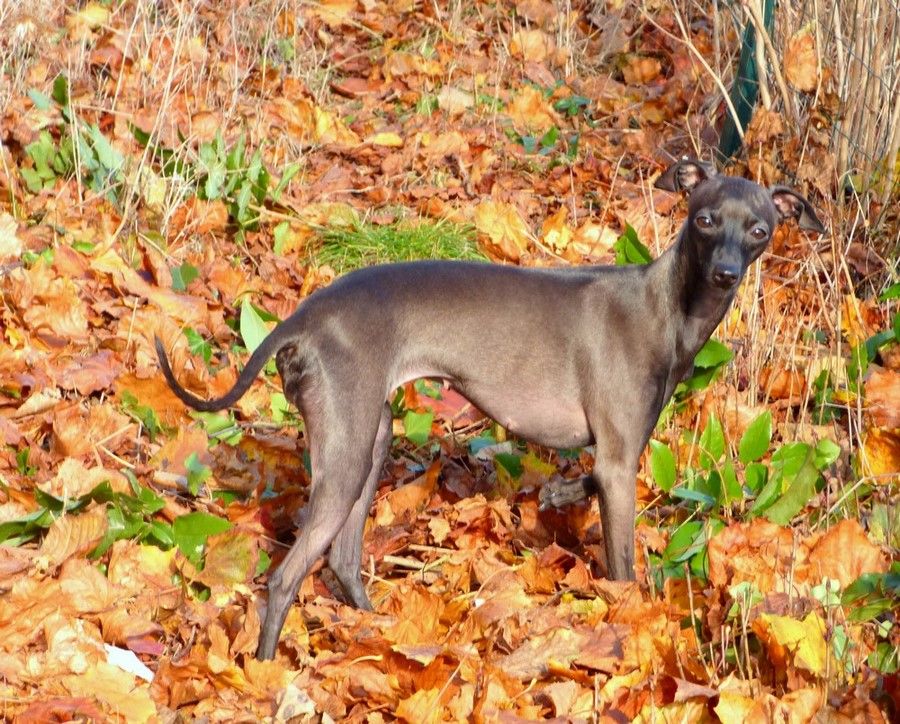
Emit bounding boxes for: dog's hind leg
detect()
[328,404,392,609]
[257,389,388,660]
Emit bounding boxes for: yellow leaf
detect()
[63,662,156,722]
[713,691,758,722]
[474,201,532,260]
[367,131,404,147]
[309,0,356,27]
[785,29,818,92]
[541,207,573,251]
[754,612,827,675]
[522,450,556,476]
[314,106,360,145]
[68,2,109,32]
[396,687,442,724]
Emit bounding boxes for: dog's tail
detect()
[155,331,287,412]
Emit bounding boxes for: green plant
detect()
[131,125,300,238]
[647,410,841,583]
[22,75,125,200]
[0,474,170,552]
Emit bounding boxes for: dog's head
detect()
[655,159,825,291]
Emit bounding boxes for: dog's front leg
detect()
[592,459,637,580]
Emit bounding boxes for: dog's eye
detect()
[750,227,768,240]
[695,215,713,229]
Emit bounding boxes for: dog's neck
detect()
[659,226,739,361]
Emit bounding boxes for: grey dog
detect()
[156,158,824,659]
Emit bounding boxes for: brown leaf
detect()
[622,55,661,84]
[784,30,818,92]
[708,520,796,589]
[59,558,118,613]
[41,458,128,499]
[39,507,108,567]
[806,519,888,587]
[864,368,900,428]
[55,349,124,396]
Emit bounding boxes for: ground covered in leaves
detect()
[0,1,897,721]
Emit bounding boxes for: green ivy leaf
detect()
[402,409,433,446]
[173,512,232,566]
[239,297,271,353]
[739,411,772,464]
[613,224,652,265]
[649,440,676,492]
[185,452,212,496]
[699,415,725,470]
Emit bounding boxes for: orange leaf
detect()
[39,507,108,567]
[707,519,795,589]
[859,428,900,480]
[505,85,560,133]
[864,369,900,428]
[784,30,818,92]
[395,687,442,724]
[510,29,554,63]
[806,519,888,587]
[474,200,532,260]
[197,530,259,589]
[541,207,573,252]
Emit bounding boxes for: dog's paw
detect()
[539,476,594,510]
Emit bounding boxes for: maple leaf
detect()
[784,29,819,92]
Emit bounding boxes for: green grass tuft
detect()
[313,219,482,271]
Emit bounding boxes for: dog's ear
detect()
[769,186,826,233]
[655,158,717,193]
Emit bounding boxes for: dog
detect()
[156,158,824,659]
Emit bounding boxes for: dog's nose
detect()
[712,266,739,288]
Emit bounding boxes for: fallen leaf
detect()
[40,458,127,499]
[622,55,661,84]
[753,611,827,675]
[0,213,22,261]
[437,85,474,115]
[784,29,818,92]
[859,428,900,480]
[474,200,532,260]
[39,507,108,567]
[196,530,259,589]
[510,29,554,63]
[806,519,888,587]
[367,131,404,147]
[62,662,156,722]
[505,85,560,133]
[541,207,573,252]
[865,368,900,428]
[396,688,442,724]
[708,519,796,589]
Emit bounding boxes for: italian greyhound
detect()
[155,159,824,659]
